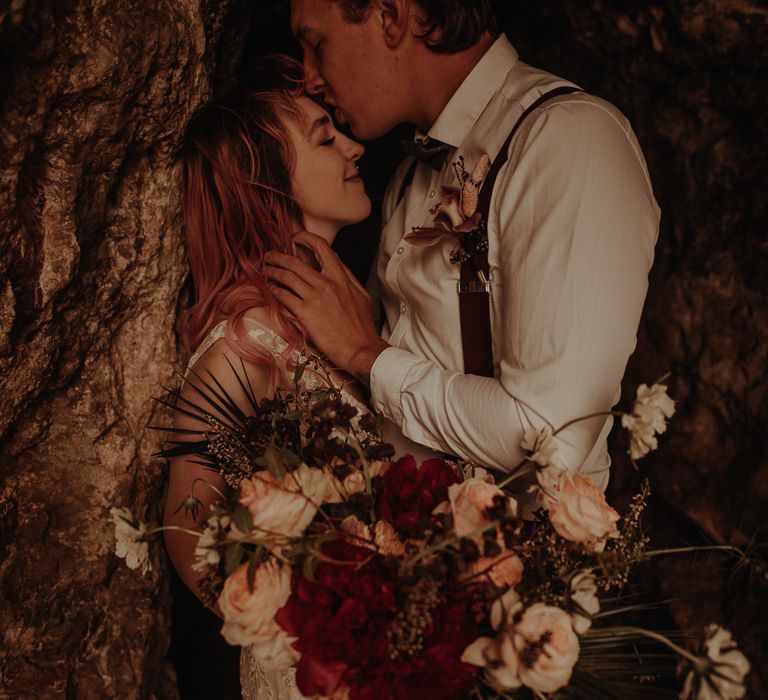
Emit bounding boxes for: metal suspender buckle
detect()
[457,280,490,294]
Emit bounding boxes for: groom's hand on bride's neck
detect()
[264,231,389,381]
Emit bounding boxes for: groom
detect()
[266,0,660,487]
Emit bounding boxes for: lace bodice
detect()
[185,317,366,700]
[184,318,369,420]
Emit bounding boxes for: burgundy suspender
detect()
[396,85,583,376]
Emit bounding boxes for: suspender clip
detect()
[457,280,491,294]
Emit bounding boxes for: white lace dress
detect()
[184,317,372,700]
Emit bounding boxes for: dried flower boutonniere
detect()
[405,154,491,264]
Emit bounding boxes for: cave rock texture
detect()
[1,0,767,698]
[502,2,767,697]
[0,1,250,698]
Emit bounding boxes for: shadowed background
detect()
[0,1,765,698]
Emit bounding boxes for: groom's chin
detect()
[349,122,387,141]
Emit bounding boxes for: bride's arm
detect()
[163,340,272,617]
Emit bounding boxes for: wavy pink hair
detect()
[181,55,308,391]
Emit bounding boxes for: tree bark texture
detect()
[0,1,250,697]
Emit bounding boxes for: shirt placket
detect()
[383,167,444,346]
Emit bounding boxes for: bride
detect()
[163,55,373,700]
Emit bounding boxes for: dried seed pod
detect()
[460,154,490,217]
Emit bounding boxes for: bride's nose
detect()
[341,134,365,162]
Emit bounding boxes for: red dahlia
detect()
[379,456,461,537]
[275,538,478,700]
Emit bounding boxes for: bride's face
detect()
[286,96,371,241]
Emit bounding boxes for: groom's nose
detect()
[302,54,326,96]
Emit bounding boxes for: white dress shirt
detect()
[369,35,660,489]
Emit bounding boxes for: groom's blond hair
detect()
[332,0,497,53]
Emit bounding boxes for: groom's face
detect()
[291,0,403,139]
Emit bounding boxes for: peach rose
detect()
[465,549,524,588]
[513,603,580,692]
[219,560,299,669]
[239,464,330,541]
[539,471,619,552]
[449,478,517,539]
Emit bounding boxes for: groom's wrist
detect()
[346,338,390,382]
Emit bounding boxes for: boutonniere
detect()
[405,154,491,264]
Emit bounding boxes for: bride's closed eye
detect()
[320,136,336,146]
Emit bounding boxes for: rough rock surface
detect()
[501,1,768,696]
[1,0,766,697]
[0,1,251,697]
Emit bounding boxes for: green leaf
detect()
[258,444,287,480]
[246,549,261,593]
[282,449,302,469]
[293,359,309,387]
[233,504,254,534]
[223,543,244,577]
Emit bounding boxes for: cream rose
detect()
[219,560,299,669]
[449,478,517,539]
[239,464,330,541]
[540,471,619,552]
[513,604,580,692]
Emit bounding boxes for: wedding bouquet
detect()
[112,355,752,700]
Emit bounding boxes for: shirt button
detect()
[396,246,405,255]
[400,303,408,315]
[428,190,436,198]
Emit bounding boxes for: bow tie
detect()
[401,138,454,171]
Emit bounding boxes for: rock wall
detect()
[501,2,768,696]
[1,0,765,697]
[0,1,250,697]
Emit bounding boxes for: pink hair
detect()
[181,55,308,392]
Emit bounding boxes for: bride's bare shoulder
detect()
[241,305,275,329]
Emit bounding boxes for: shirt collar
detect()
[415,35,519,148]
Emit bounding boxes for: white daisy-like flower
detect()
[521,425,566,493]
[192,513,231,572]
[621,383,676,459]
[110,506,151,574]
[568,569,600,635]
[680,625,750,700]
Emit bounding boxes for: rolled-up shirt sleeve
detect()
[371,99,660,477]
